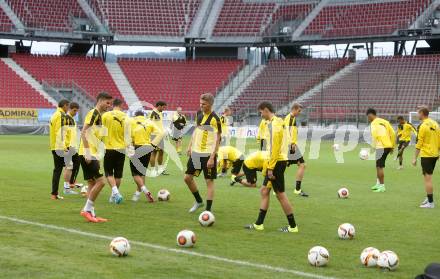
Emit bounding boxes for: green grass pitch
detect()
[0,135,438,279]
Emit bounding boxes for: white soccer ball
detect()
[338,223,355,240]
[333,143,340,151]
[337,187,349,199]
[176,230,196,248]
[377,250,399,271]
[198,211,215,227]
[109,237,130,257]
[157,189,170,201]
[359,149,370,160]
[308,246,329,267]
[360,247,380,267]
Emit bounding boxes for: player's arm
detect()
[413,125,425,166]
[150,121,166,147]
[387,122,396,149]
[267,122,283,179]
[80,123,93,162]
[207,119,222,168]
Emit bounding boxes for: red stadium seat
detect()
[11,54,124,104]
[118,58,244,111]
[0,59,53,108]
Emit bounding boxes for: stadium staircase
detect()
[201,0,224,38]
[187,0,214,38]
[76,0,107,33]
[105,62,141,109]
[0,0,24,32]
[0,58,57,107]
[279,61,362,115]
[291,0,331,39]
[410,0,440,29]
[214,64,266,113]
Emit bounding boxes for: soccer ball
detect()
[333,143,340,151]
[157,189,170,201]
[198,211,215,227]
[308,246,329,267]
[377,250,399,271]
[176,230,196,248]
[337,187,349,199]
[360,247,380,267]
[338,223,355,239]
[359,149,369,160]
[109,237,130,257]
[80,185,88,197]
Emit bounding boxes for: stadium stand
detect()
[213,0,276,36]
[10,54,123,102]
[302,55,440,121]
[0,59,53,108]
[93,0,201,36]
[5,0,87,32]
[230,58,351,115]
[303,0,432,38]
[118,58,244,110]
[0,7,13,33]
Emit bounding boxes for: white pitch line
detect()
[0,215,338,279]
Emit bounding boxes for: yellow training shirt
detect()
[79,108,104,157]
[49,107,67,150]
[265,116,289,169]
[102,109,127,150]
[370,117,396,149]
[218,146,243,162]
[284,113,298,145]
[244,151,269,170]
[130,115,163,146]
[149,109,164,135]
[191,110,222,154]
[397,122,417,142]
[416,118,440,158]
[64,113,78,149]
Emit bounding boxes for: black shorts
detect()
[80,155,103,180]
[104,149,126,178]
[398,141,410,150]
[185,153,217,180]
[231,159,244,175]
[129,145,153,176]
[288,144,305,165]
[263,161,287,193]
[375,148,392,168]
[243,164,258,184]
[421,157,438,175]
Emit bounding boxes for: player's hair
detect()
[69,102,79,109]
[134,110,145,117]
[156,101,167,107]
[113,98,123,107]
[291,102,303,110]
[258,102,274,113]
[96,92,112,101]
[418,106,430,116]
[200,93,214,105]
[224,107,231,113]
[366,108,377,116]
[397,116,404,121]
[58,99,69,108]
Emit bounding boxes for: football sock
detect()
[428,194,434,203]
[140,186,150,193]
[111,186,120,195]
[84,199,94,212]
[206,200,213,211]
[287,214,297,228]
[295,181,302,191]
[134,191,141,196]
[192,191,203,203]
[255,209,267,225]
